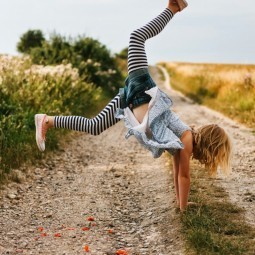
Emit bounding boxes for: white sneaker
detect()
[35,114,47,151]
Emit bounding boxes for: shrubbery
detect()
[17,30,45,54]
[0,55,100,182]
[0,31,126,183]
[17,31,124,95]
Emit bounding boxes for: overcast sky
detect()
[1,0,255,64]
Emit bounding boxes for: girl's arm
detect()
[178,131,193,211]
[173,151,180,205]
[178,149,191,211]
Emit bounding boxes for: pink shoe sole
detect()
[35,114,46,151]
[176,0,188,11]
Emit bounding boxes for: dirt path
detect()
[0,69,184,255]
[1,66,254,255]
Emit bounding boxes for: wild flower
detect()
[93,62,101,67]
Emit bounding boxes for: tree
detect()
[17,30,45,54]
[116,47,128,60]
[17,31,124,94]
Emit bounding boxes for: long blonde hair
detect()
[192,124,232,176]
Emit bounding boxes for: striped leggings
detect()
[54,8,173,135]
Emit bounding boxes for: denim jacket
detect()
[116,87,191,158]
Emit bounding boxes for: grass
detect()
[173,160,255,255]
[0,55,121,185]
[160,62,255,129]
[0,92,113,187]
[161,62,255,253]
[155,65,166,82]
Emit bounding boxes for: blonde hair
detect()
[192,124,232,176]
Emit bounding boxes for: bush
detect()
[0,55,100,182]
[17,30,45,54]
[17,31,124,95]
[1,32,126,183]
[116,47,128,60]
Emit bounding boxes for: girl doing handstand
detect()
[35,0,232,211]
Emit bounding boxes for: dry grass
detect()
[168,158,255,255]
[160,62,255,129]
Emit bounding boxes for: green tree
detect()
[72,37,123,93]
[30,34,73,65]
[18,31,124,94]
[116,47,128,60]
[17,30,45,54]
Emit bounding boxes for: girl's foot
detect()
[176,0,188,11]
[35,114,49,151]
[168,0,188,14]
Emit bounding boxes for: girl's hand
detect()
[179,202,198,212]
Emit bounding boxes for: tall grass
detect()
[160,62,255,129]
[0,55,105,183]
[170,160,255,255]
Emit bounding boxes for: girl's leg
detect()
[35,94,121,151]
[54,94,121,135]
[127,1,183,74]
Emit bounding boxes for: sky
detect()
[1,0,255,65]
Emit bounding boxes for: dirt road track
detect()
[0,66,254,255]
[0,67,185,255]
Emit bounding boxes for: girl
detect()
[35,0,232,211]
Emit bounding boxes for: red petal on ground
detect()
[54,233,62,237]
[87,216,95,221]
[41,233,47,237]
[116,250,128,255]
[108,229,114,234]
[84,245,89,252]
[82,227,90,231]
[38,227,44,232]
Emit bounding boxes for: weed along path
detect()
[1,66,254,255]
